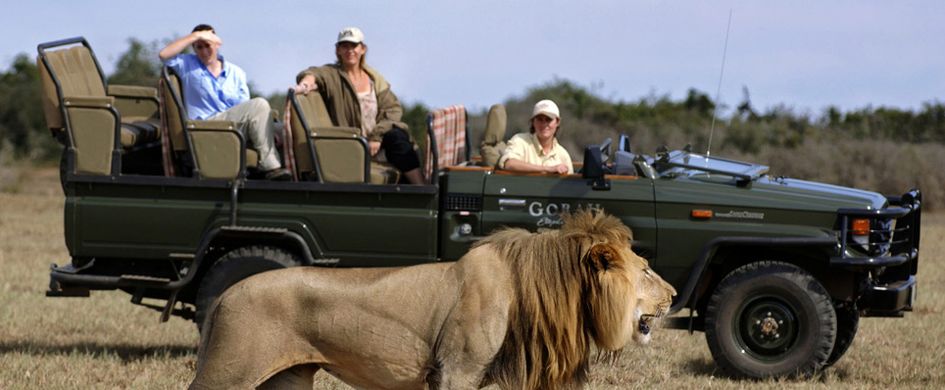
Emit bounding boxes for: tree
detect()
[107,38,161,87]
[0,54,56,161]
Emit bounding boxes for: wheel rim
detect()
[733,295,800,361]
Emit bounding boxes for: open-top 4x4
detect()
[39,37,920,379]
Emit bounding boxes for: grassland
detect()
[1,166,942,389]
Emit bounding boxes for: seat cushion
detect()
[245,148,259,169]
[370,162,400,184]
[120,119,160,148]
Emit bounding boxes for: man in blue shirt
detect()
[159,24,288,180]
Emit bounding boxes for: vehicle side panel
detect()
[654,178,838,288]
[67,180,230,259]
[480,174,657,262]
[238,186,438,266]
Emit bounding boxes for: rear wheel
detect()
[705,261,837,379]
[194,246,300,332]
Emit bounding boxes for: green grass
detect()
[1,167,942,389]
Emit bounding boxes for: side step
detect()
[46,279,90,297]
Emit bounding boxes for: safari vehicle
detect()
[39,37,920,379]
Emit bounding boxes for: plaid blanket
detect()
[424,105,466,180]
[282,99,299,181]
[158,77,175,177]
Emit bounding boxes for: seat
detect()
[478,104,508,167]
[285,91,399,184]
[37,37,161,176]
[160,66,257,180]
[424,105,469,180]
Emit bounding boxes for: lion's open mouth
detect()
[639,314,656,335]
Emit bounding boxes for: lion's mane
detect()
[480,211,637,389]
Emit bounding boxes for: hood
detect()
[665,173,889,214]
[751,176,888,211]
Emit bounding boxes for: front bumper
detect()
[833,189,921,316]
[861,275,917,316]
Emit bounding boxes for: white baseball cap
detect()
[337,27,365,44]
[531,99,560,121]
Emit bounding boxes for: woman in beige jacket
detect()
[294,27,423,184]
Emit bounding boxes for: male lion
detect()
[190,210,676,389]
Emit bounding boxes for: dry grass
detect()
[1,166,942,389]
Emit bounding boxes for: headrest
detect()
[481,104,507,145]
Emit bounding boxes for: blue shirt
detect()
[164,54,250,120]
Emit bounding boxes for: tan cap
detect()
[337,27,365,44]
[531,99,560,121]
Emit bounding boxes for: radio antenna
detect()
[706,9,733,157]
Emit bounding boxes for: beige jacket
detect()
[297,64,408,142]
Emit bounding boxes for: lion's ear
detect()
[586,243,616,271]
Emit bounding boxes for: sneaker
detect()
[264,168,291,181]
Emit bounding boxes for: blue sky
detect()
[4,1,943,114]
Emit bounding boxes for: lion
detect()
[190,210,676,389]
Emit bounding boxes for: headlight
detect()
[849,217,894,256]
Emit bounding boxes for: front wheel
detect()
[825,303,859,367]
[194,246,300,332]
[705,261,837,379]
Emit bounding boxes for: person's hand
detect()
[294,76,317,94]
[294,82,314,94]
[369,141,381,156]
[546,163,569,174]
[192,30,222,47]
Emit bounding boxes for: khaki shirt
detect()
[498,133,574,174]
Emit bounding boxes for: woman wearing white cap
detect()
[498,99,574,174]
[293,27,424,184]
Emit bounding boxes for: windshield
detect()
[653,150,769,181]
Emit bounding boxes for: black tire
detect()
[194,246,300,332]
[825,303,859,367]
[704,261,837,379]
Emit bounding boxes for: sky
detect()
[4,0,943,114]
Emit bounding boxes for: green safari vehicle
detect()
[39,37,920,379]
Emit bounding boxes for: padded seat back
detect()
[479,104,508,167]
[38,45,108,132]
[160,68,188,153]
[37,38,119,176]
[287,91,332,176]
[311,127,368,183]
[287,92,370,183]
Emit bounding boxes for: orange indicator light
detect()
[691,209,713,219]
[851,219,870,236]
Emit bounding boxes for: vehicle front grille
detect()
[445,194,482,211]
[837,190,920,260]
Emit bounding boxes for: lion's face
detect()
[586,242,676,349]
[626,252,676,344]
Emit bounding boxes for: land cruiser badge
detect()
[715,210,765,220]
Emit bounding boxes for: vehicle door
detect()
[480,171,657,261]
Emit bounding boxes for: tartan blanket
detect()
[424,104,466,180]
[282,99,298,181]
[158,77,175,177]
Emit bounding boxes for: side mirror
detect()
[583,145,611,191]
